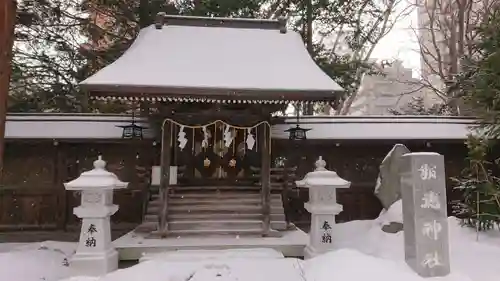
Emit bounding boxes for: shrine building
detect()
[0,14,475,258]
[80,14,344,240]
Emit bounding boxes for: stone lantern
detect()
[296,156,351,259]
[64,156,128,276]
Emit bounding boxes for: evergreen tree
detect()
[11,0,88,112]
[456,9,500,134]
[10,0,397,113]
[452,9,500,231]
[84,0,395,114]
[453,136,500,230]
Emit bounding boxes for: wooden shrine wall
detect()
[0,141,159,231]
[0,142,59,230]
[272,140,468,227]
[0,139,467,231]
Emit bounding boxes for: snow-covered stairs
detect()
[136,188,288,237]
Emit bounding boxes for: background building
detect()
[348,60,428,115]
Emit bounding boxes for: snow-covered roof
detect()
[4,113,476,140]
[80,15,343,103]
[273,116,476,140]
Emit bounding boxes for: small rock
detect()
[382,222,403,233]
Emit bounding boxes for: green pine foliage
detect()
[83,0,393,114]
[453,136,500,231]
[10,0,396,113]
[452,10,500,231]
[457,9,500,131]
[11,0,89,112]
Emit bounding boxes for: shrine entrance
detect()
[80,14,343,240]
[168,119,267,186]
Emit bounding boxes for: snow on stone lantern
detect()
[64,156,128,276]
[296,156,351,259]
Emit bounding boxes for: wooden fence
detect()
[0,139,467,230]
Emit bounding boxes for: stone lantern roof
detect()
[64,156,128,190]
[295,157,350,188]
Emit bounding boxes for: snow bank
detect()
[3,200,500,281]
[304,249,470,281]
[376,199,403,226]
[0,241,76,281]
[62,257,305,281]
[0,242,26,253]
[332,200,500,281]
[63,248,475,281]
[139,248,284,263]
[61,278,98,281]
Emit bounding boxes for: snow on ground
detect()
[304,249,470,281]
[63,247,471,281]
[332,201,500,281]
[65,257,305,281]
[0,241,76,281]
[139,248,285,263]
[2,201,500,281]
[0,242,25,253]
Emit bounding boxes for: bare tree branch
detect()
[336,0,407,115]
[412,0,495,114]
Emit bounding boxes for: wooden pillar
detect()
[54,141,68,230]
[282,159,291,225]
[0,0,16,177]
[260,123,271,236]
[158,120,172,237]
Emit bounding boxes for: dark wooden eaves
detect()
[155,13,287,33]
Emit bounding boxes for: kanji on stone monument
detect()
[400,152,450,278]
[88,224,98,235]
[85,237,97,248]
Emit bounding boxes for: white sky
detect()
[371,1,420,73]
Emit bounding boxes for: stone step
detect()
[167,213,286,222]
[136,220,289,234]
[168,204,284,214]
[135,221,157,233]
[167,197,282,205]
[145,210,285,222]
[141,188,288,237]
[147,203,283,215]
[147,199,283,209]
[166,228,264,237]
[143,214,158,223]
[168,220,287,231]
[146,207,158,215]
[171,186,262,191]
[152,193,281,200]
[144,212,284,223]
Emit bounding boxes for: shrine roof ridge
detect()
[80,18,343,101]
[155,14,287,32]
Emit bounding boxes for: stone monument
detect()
[376,143,411,233]
[296,156,351,259]
[64,156,128,276]
[400,152,450,278]
[375,143,411,209]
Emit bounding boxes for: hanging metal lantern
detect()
[285,124,311,140]
[118,122,144,139]
[285,104,311,140]
[117,111,144,140]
